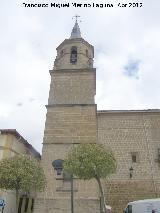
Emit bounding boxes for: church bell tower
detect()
[34,18,99,213]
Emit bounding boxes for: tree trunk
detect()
[15,189,19,213]
[95,176,106,213]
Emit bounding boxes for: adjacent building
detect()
[0,129,41,213]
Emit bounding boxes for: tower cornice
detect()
[46,104,97,108]
[56,38,94,56]
[49,68,96,74]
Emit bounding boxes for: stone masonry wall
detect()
[97,110,160,213]
[40,143,99,199]
[34,104,99,213]
[44,105,97,144]
[105,180,156,213]
[48,69,96,105]
[34,198,100,213]
[34,143,100,213]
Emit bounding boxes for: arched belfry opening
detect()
[70,46,77,64]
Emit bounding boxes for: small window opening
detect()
[31,199,34,211]
[131,152,138,163]
[24,198,29,212]
[18,198,23,213]
[132,155,137,163]
[70,47,77,64]
[86,49,88,57]
[60,49,64,57]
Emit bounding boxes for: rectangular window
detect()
[18,198,23,213]
[131,152,139,163]
[24,198,29,212]
[31,199,34,211]
[132,154,137,163]
[158,148,160,160]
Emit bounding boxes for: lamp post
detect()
[52,159,74,213]
[129,166,134,178]
[70,174,74,213]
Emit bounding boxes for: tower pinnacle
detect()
[70,15,82,39]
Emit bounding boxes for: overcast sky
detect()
[0,0,160,153]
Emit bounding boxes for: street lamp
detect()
[52,159,74,213]
[52,159,64,175]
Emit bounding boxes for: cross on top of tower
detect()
[70,15,82,39]
[72,15,80,23]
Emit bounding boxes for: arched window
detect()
[70,47,77,64]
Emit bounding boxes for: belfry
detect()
[34,18,99,213]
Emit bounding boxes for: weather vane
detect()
[72,15,81,23]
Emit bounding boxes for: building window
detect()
[24,198,29,212]
[158,148,160,161]
[60,49,64,57]
[18,198,23,213]
[31,199,34,211]
[70,47,77,64]
[86,49,88,57]
[131,152,139,163]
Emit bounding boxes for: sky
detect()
[0,0,160,153]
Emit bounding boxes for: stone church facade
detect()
[34,20,160,213]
